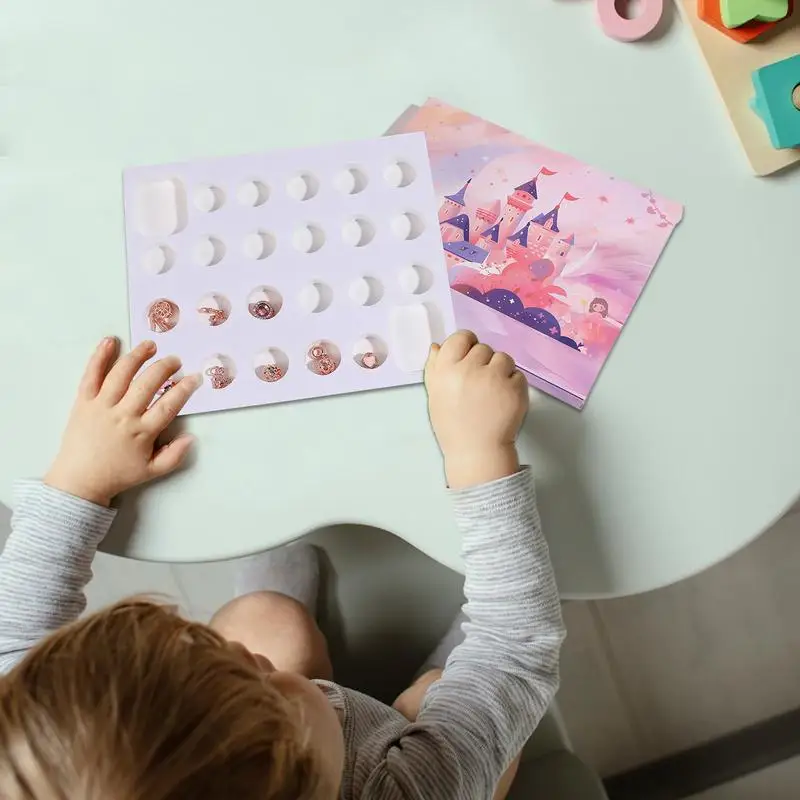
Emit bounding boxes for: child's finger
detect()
[490,351,516,377]
[438,330,478,363]
[78,337,118,399]
[423,343,441,377]
[512,370,531,397]
[121,355,182,414]
[148,434,195,478]
[100,340,157,404]
[521,378,541,404]
[466,343,493,366]
[142,374,201,433]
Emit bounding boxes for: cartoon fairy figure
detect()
[588,297,609,318]
[579,297,616,357]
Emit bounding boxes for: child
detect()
[0,332,565,800]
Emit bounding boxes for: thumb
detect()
[424,342,440,378]
[149,434,195,478]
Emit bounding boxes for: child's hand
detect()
[424,331,528,490]
[44,338,201,506]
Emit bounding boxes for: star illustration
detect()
[625,217,635,225]
[549,326,558,335]
[598,195,609,204]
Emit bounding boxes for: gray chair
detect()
[308,524,608,799]
[512,711,608,799]
[511,752,609,799]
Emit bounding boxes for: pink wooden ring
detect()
[596,0,664,41]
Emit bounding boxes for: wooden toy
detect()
[596,0,665,40]
[751,54,800,149]
[677,0,800,174]
[698,0,791,42]
[721,0,789,27]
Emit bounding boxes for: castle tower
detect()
[438,179,471,223]
[527,207,559,260]
[545,233,575,275]
[500,176,539,239]
[474,218,503,254]
[526,193,578,260]
[471,199,502,243]
[533,203,561,233]
[440,213,470,244]
[507,221,532,248]
[499,167,556,240]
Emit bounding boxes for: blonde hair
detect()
[0,600,323,799]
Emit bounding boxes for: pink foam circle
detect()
[596,0,664,41]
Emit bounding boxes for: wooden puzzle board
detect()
[677,1,800,175]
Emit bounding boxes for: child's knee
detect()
[414,668,444,686]
[392,669,444,721]
[212,591,311,633]
[211,591,330,679]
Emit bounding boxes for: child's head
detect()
[0,600,344,799]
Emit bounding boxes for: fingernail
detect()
[142,340,156,351]
[187,373,203,388]
[100,336,115,348]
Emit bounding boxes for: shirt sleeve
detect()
[0,480,116,674]
[360,468,566,799]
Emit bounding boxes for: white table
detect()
[4,0,800,598]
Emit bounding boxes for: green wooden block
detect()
[721,0,789,26]
[750,54,800,150]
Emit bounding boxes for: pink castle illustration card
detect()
[397,100,684,409]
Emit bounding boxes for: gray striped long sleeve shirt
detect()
[0,470,565,799]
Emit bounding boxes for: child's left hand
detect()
[44,337,201,507]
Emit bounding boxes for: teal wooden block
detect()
[722,0,789,27]
[750,54,800,150]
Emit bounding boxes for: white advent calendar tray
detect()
[123,133,455,415]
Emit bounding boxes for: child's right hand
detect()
[424,331,528,490]
[44,338,201,507]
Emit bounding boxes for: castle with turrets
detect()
[438,169,578,278]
